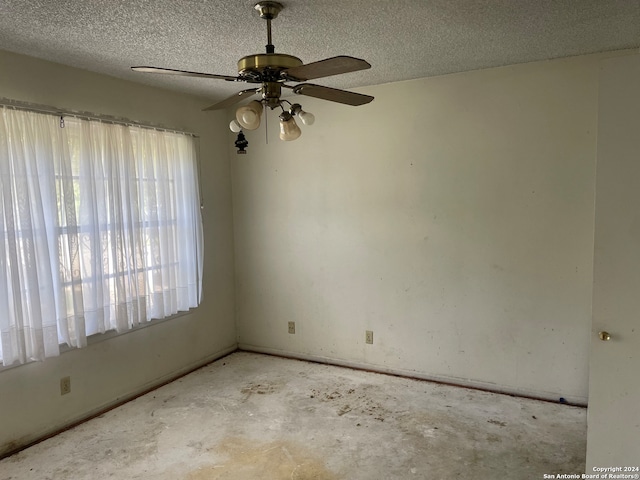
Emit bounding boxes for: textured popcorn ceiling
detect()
[0,0,638,105]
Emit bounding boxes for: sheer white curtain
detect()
[0,107,203,366]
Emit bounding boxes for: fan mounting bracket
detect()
[254,1,283,20]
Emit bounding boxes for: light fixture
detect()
[228,98,314,142]
[278,111,302,141]
[229,120,242,132]
[235,100,263,130]
[289,103,315,125]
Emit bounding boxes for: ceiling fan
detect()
[131,1,374,143]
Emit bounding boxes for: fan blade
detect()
[202,89,261,111]
[292,84,374,106]
[131,66,239,82]
[282,56,371,82]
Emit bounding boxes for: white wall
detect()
[0,50,237,455]
[232,53,615,404]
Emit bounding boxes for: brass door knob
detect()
[599,331,611,341]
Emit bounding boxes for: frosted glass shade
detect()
[298,110,315,125]
[279,114,301,141]
[229,120,242,132]
[235,101,263,130]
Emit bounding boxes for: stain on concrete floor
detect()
[188,437,337,480]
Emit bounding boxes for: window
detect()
[0,107,203,366]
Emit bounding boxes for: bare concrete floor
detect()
[1,352,586,479]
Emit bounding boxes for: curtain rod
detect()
[0,97,199,138]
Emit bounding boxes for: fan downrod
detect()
[255,1,283,54]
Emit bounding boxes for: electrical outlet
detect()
[366,330,374,344]
[60,376,71,395]
[288,321,296,334]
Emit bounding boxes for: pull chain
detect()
[59,116,65,128]
[265,107,268,145]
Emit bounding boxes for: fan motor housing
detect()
[238,53,303,81]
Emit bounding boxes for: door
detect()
[587,54,640,469]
